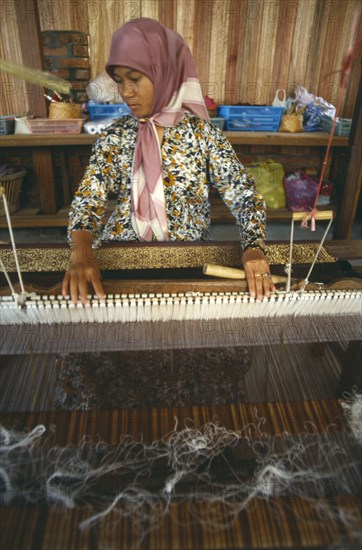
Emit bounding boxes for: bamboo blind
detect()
[1,0,361,116]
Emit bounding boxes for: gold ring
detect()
[255,273,262,277]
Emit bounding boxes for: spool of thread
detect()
[49,103,82,120]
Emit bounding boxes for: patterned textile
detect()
[105,18,209,241]
[54,348,252,410]
[68,113,266,250]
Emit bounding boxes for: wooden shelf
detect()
[224,132,348,147]
[1,203,338,229]
[0,130,352,232]
[0,208,69,228]
[0,131,349,148]
[211,198,336,224]
[0,133,95,147]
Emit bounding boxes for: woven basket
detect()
[49,103,82,120]
[0,169,26,216]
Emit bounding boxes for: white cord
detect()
[285,218,295,293]
[300,218,334,292]
[0,188,26,295]
[0,256,17,298]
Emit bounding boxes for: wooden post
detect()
[32,149,58,214]
[15,1,57,213]
[334,69,362,239]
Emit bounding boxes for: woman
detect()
[62,18,274,304]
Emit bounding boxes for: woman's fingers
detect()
[244,261,276,300]
[61,271,70,298]
[253,272,264,300]
[62,263,105,304]
[90,273,105,300]
[78,277,90,305]
[70,273,82,304]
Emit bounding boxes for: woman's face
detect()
[112,66,154,117]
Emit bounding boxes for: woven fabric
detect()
[54,348,251,410]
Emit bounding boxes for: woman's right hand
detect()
[62,230,105,304]
[62,260,105,304]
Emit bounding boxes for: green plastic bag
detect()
[246,160,286,208]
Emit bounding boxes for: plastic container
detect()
[0,116,15,135]
[0,168,26,215]
[217,106,283,131]
[210,117,225,130]
[27,119,85,134]
[88,103,131,121]
[321,117,352,136]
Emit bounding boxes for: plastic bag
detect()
[15,116,31,134]
[272,89,287,109]
[279,113,304,132]
[246,160,286,209]
[284,172,318,211]
[294,85,336,119]
[303,104,320,131]
[303,103,325,132]
[86,72,124,103]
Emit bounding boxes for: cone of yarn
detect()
[49,103,82,120]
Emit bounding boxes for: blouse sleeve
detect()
[205,122,266,252]
[67,134,121,247]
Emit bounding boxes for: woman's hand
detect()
[62,260,105,304]
[242,247,275,300]
[62,230,105,304]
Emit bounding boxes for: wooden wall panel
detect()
[224,0,245,104]
[176,0,195,54]
[0,0,29,115]
[1,0,361,117]
[271,2,296,93]
[208,0,231,105]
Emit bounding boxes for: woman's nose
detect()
[122,82,136,98]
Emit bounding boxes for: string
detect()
[285,218,295,293]
[0,187,26,298]
[299,217,334,292]
[0,257,17,298]
[302,12,362,230]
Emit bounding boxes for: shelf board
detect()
[225,131,349,147]
[1,204,337,229]
[0,208,69,228]
[211,198,336,223]
[0,131,349,147]
[0,133,95,147]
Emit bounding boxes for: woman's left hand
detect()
[242,247,275,300]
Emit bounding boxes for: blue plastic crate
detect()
[210,117,225,130]
[88,103,131,121]
[217,106,283,131]
[321,116,351,136]
[0,116,15,135]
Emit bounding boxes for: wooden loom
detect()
[1,239,362,550]
[1,24,361,546]
[0,239,361,353]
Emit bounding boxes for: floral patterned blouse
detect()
[68,113,266,250]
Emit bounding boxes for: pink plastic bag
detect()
[284,172,318,212]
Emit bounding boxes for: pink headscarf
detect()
[106,18,209,241]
